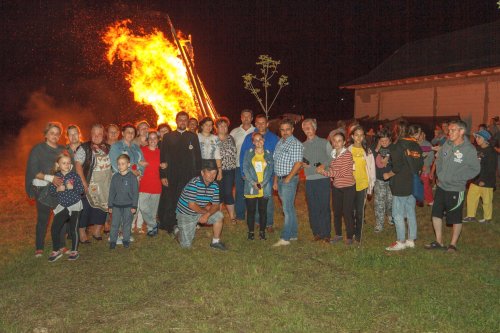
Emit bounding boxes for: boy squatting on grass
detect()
[108,154,139,249]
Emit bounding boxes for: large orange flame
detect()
[103,19,198,127]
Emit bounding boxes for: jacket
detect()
[242,148,274,198]
[347,145,376,194]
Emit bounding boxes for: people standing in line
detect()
[133,120,150,147]
[242,132,274,240]
[384,122,424,251]
[240,114,279,232]
[317,132,356,245]
[216,117,237,222]
[175,160,227,250]
[26,122,65,257]
[188,117,199,133]
[159,111,202,235]
[74,124,112,243]
[418,130,435,206]
[463,130,497,224]
[372,128,393,233]
[65,124,82,160]
[106,124,120,146]
[348,125,375,243]
[108,154,139,249]
[229,109,255,221]
[426,120,480,252]
[301,118,332,243]
[198,117,222,180]
[48,152,84,262]
[139,131,162,236]
[272,118,304,247]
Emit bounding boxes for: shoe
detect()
[385,241,407,251]
[272,239,291,247]
[48,251,63,262]
[35,250,43,258]
[129,236,134,242]
[344,239,353,246]
[109,242,116,250]
[147,229,158,237]
[374,226,383,233]
[259,231,266,240]
[405,240,415,248]
[462,217,477,223]
[312,235,322,241]
[92,235,103,241]
[424,241,446,250]
[68,251,79,261]
[388,218,395,226]
[247,232,255,240]
[210,241,227,251]
[330,235,343,244]
[59,247,69,255]
[79,240,91,244]
[173,226,180,237]
[446,244,458,253]
[266,226,274,233]
[137,229,145,234]
[196,224,201,230]
[123,241,130,248]
[290,237,298,241]
[323,237,331,243]
[478,219,491,223]
[427,201,434,206]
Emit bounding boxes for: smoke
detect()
[16,89,97,166]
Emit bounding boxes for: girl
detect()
[198,117,222,181]
[317,132,356,245]
[48,152,84,262]
[348,125,376,243]
[242,132,274,240]
[372,128,393,232]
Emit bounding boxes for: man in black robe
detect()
[159,111,202,234]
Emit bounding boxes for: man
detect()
[425,120,480,252]
[240,113,279,231]
[301,118,332,242]
[272,118,304,247]
[176,160,226,250]
[159,111,202,234]
[229,109,255,221]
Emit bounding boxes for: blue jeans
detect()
[392,195,417,241]
[235,167,246,219]
[278,176,299,241]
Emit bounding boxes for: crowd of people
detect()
[25,109,498,261]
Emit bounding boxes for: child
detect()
[48,152,84,262]
[108,154,139,249]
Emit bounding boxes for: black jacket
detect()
[389,138,424,197]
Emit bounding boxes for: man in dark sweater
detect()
[159,111,202,235]
[463,129,497,223]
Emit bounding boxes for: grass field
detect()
[0,166,499,332]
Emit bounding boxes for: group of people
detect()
[25,108,496,261]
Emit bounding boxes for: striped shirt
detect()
[273,135,304,176]
[321,148,355,188]
[176,176,220,215]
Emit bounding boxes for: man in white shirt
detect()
[229,109,255,220]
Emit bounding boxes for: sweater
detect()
[389,138,423,197]
[303,136,332,180]
[25,142,65,197]
[139,146,161,194]
[49,171,84,207]
[322,148,356,188]
[108,171,139,209]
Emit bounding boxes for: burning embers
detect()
[103,19,215,127]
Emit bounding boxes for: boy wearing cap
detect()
[463,129,497,223]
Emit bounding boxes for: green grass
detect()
[0,172,499,332]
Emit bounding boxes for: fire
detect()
[103,19,198,127]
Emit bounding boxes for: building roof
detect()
[342,20,500,89]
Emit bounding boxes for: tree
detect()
[242,55,289,118]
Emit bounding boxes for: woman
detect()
[348,125,375,243]
[383,122,423,251]
[25,122,66,257]
[106,124,120,146]
[133,120,150,147]
[139,131,162,236]
[74,124,112,242]
[372,128,393,232]
[242,132,274,240]
[317,132,356,245]
[216,117,237,222]
[157,123,172,141]
[198,117,222,181]
[65,124,83,160]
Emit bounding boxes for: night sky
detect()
[1,0,498,136]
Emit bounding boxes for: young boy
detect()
[108,154,139,249]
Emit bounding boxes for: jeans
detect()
[245,197,269,232]
[235,167,246,219]
[277,176,299,241]
[353,189,367,241]
[332,185,355,239]
[110,207,133,243]
[305,178,331,238]
[392,195,417,241]
[220,169,235,205]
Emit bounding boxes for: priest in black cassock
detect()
[159,111,202,234]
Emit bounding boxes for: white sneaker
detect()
[116,236,123,245]
[272,239,291,247]
[405,240,415,248]
[129,236,134,242]
[289,237,298,241]
[385,241,406,251]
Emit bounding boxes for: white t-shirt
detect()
[230,125,255,167]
